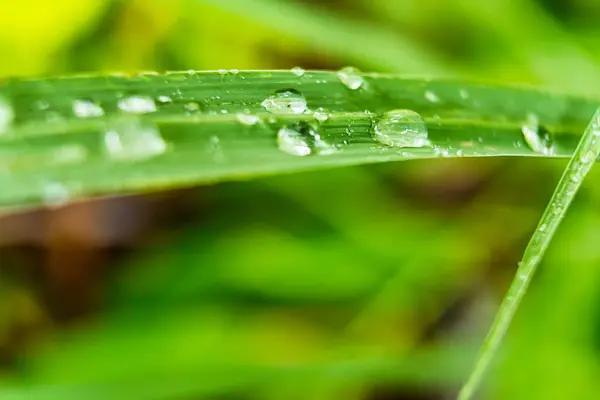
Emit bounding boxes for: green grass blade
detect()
[0,70,598,208]
[457,108,600,400]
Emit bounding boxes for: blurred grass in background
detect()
[1,0,600,399]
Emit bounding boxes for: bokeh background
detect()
[2,0,600,399]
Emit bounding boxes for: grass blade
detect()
[457,108,600,400]
[0,70,598,208]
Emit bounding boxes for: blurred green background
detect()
[1,0,600,399]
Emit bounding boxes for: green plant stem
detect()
[457,108,600,400]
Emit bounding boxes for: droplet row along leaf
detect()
[0,69,598,208]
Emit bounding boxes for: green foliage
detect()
[2,1,600,400]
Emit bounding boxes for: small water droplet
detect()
[236,112,260,126]
[72,99,104,118]
[42,182,71,207]
[313,107,329,122]
[291,67,305,77]
[277,126,311,156]
[521,113,555,155]
[0,96,14,134]
[459,89,469,100]
[103,118,167,161]
[157,95,172,103]
[118,96,157,114]
[425,90,440,103]
[262,89,307,115]
[336,66,364,90]
[371,109,430,148]
[539,224,547,232]
[229,69,239,75]
[217,69,227,75]
[34,100,50,110]
[184,102,201,113]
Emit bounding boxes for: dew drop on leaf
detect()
[371,109,430,148]
[521,113,555,155]
[424,90,440,103]
[313,107,329,122]
[277,123,335,156]
[291,67,305,77]
[157,95,173,103]
[277,126,311,156]
[118,96,157,114]
[42,182,71,207]
[236,112,260,126]
[103,118,167,161]
[72,99,105,118]
[336,66,364,90]
[262,89,307,115]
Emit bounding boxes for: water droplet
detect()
[42,182,71,207]
[229,69,239,75]
[276,123,335,157]
[371,109,430,148]
[72,99,104,118]
[459,89,469,100]
[184,102,201,113]
[291,67,305,77]
[313,107,329,122]
[236,112,260,126]
[261,89,307,115]
[277,126,311,156]
[539,223,547,232]
[34,100,49,110]
[336,66,364,90]
[217,69,227,75]
[521,113,555,155]
[118,96,157,114]
[157,95,172,103]
[103,118,167,161]
[0,96,14,134]
[425,90,440,103]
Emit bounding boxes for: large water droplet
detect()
[0,96,14,134]
[521,113,555,155]
[337,66,364,90]
[73,99,104,118]
[118,96,157,114]
[103,118,167,161]
[371,109,430,148]
[262,89,307,114]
